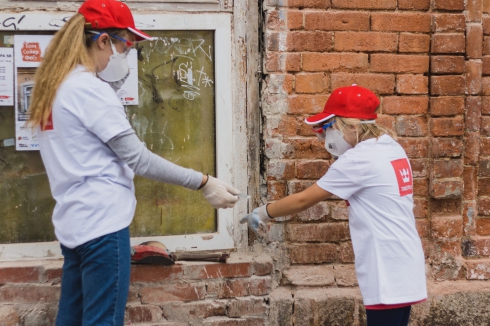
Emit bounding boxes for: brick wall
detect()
[263,0,490,324]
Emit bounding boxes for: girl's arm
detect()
[266,183,332,218]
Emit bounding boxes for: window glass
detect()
[0,30,216,244]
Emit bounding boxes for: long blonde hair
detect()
[27,13,95,129]
[335,116,397,145]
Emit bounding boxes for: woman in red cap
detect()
[27,0,239,324]
[241,84,427,326]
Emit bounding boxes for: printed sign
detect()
[391,158,413,197]
[14,35,54,151]
[117,49,139,106]
[0,47,14,106]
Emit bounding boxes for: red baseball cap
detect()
[304,84,380,125]
[78,0,152,42]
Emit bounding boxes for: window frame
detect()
[0,12,237,261]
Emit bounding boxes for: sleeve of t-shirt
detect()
[316,155,363,200]
[79,83,132,143]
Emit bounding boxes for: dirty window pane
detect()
[0,30,216,244]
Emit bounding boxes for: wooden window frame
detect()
[0,12,238,261]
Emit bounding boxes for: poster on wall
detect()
[117,49,139,106]
[0,48,14,106]
[14,35,53,151]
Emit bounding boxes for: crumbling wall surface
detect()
[262,0,490,324]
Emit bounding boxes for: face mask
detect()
[324,128,352,157]
[97,40,129,82]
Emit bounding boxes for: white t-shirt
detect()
[37,65,135,249]
[317,134,427,306]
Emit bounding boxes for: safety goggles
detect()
[91,32,133,55]
[311,119,335,134]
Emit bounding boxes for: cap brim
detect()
[304,113,335,125]
[128,27,153,41]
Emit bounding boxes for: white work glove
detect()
[239,205,271,239]
[201,176,239,209]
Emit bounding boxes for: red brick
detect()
[331,73,395,95]
[463,166,478,200]
[477,218,490,234]
[479,178,490,196]
[184,263,252,280]
[45,266,62,285]
[467,0,483,22]
[431,56,465,74]
[286,53,301,71]
[431,198,461,216]
[398,138,429,158]
[0,285,59,303]
[330,201,348,220]
[286,223,350,242]
[334,32,397,52]
[339,242,354,263]
[227,298,267,318]
[288,180,316,194]
[126,305,163,323]
[411,159,428,178]
[0,266,41,284]
[395,115,428,136]
[267,11,286,31]
[483,56,490,75]
[466,261,490,279]
[267,74,294,94]
[268,180,287,201]
[280,138,330,159]
[479,159,490,176]
[479,198,490,215]
[414,198,428,218]
[267,115,310,138]
[371,13,431,32]
[293,201,330,222]
[485,17,490,35]
[431,34,466,54]
[399,0,430,10]
[288,10,304,30]
[130,265,184,283]
[430,96,465,116]
[399,33,430,53]
[375,114,395,132]
[287,31,334,52]
[216,277,272,299]
[463,201,477,236]
[302,53,368,72]
[296,160,330,179]
[466,97,482,131]
[272,0,330,7]
[371,54,429,74]
[413,178,429,196]
[140,283,206,303]
[382,96,428,115]
[430,180,463,199]
[331,0,396,9]
[288,243,338,264]
[161,301,227,321]
[430,117,464,136]
[0,306,19,325]
[482,137,490,155]
[202,317,266,326]
[433,0,465,11]
[466,60,483,95]
[305,12,370,31]
[463,238,490,257]
[397,75,428,94]
[465,132,481,165]
[416,218,430,237]
[295,73,329,94]
[483,76,490,95]
[288,94,329,115]
[486,0,490,14]
[481,116,490,136]
[467,25,484,59]
[430,76,465,96]
[267,160,296,181]
[431,138,463,157]
[432,159,463,178]
[484,36,490,55]
[252,258,273,276]
[432,14,466,33]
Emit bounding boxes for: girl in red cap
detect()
[241,84,427,326]
[27,0,239,324]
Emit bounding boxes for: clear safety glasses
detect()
[91,32,133,56]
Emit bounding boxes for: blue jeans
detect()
[56,227,131,326]
[366,306,411,326]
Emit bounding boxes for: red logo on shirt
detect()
[391,158,413,196]
[41,112,54,131]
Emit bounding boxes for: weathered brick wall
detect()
[263,0,490,324]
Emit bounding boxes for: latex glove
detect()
[201,176,239,209]
[239,205,271,239]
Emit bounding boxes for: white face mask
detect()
[97,40,129,82]
[324,128,352,157]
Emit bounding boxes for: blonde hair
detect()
[334,116,397,145]
[27,14,128,130]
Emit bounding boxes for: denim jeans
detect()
[366,306,411,326]
[56,227,131,326]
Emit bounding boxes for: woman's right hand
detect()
[201,176,239,209]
